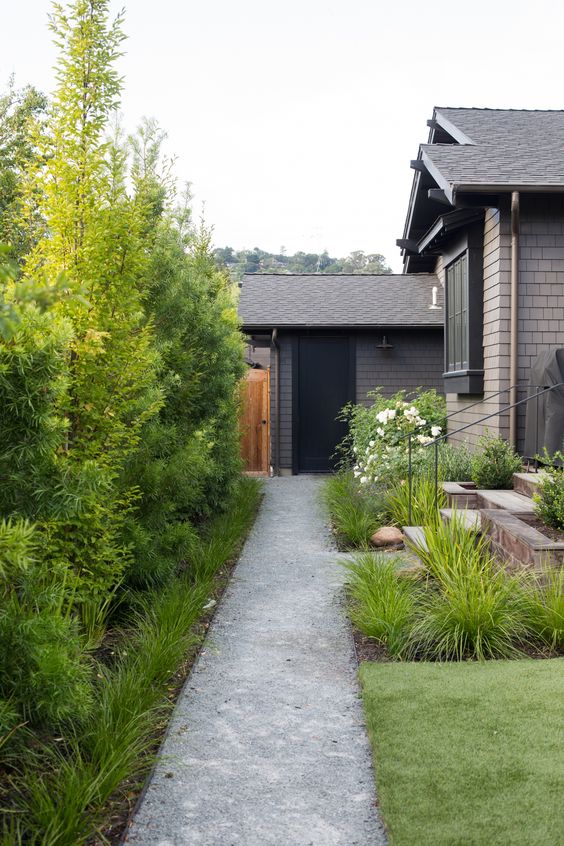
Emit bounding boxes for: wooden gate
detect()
[240,369,270,475]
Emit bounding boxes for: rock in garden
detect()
[370,526,404,547]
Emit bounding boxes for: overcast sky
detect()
[2,0,562,270]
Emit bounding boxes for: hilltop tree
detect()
[214,246,392,277]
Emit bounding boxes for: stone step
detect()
[512,471,546,499]
[443,481,478,508]
[476,489,535,514]
[480,509,564,571]
[402,525,427,553]
[440,508,482,532]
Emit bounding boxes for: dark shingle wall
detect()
[356,330,444,406]
[270,339,293,470]
[272,330,444,470]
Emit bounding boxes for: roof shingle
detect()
[238,274,443,328]
[425,108,564,194]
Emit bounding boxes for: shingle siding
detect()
[269,339,293,471]
[356,330,443,405]
[446,194,564,452]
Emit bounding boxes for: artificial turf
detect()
[360,658,564,846]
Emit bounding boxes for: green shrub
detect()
[533,452,564,530]
[411,514,526,660]
[437,442,474,482]
[0,519,91,732]
[344,554,418,657]
[471,433,522,489]
[6,477,261,843]
[522,566,564,650]
[384,475,446,527]
[322,472,383,547]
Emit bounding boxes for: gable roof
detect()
[423,108,564,201]
[238,274,443,330]
[401,107,564,271]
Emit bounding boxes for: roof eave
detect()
[241,322,443,332]
[454,182,564,197]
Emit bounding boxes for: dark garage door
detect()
[295,336,354,473]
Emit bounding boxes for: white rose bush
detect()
[342,389,447,491]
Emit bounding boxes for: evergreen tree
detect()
[0,79,48,263]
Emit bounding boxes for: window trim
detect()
[442,225,484,395]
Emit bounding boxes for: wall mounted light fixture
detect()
[377,335,394,350]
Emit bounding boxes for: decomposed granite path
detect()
[126,475,386,846]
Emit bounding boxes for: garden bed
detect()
[519,513,564,544]
[0,479,262,845]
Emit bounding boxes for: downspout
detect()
[271,328,280,476]
[509,191,520,448]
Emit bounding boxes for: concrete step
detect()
[512,471,547,499]
[440,508,482,532]
[402,525,427,553]
[476,489,535,514]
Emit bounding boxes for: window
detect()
[446,252,469,372]
[441,225,484,395]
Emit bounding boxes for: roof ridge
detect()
[435,106,564,114]
[240,272,434,278]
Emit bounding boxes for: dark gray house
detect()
[400,107,564,451]
[239,274,443,474]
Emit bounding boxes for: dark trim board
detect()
[292,335,356,474]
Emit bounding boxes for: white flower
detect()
[365,447,370,454]
[417,434,432,445]
[376,427,384,437]
[417,418,426,427]
[431,425,442,437]
[360,476,368,484]
[376,410,388,424]
[353,446,358,454]
[353,470,361,478]
[369,439,375,447]
[388,409,396,420]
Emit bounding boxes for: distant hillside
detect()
[213,247,392,278]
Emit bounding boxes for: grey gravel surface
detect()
[125,475,386,846]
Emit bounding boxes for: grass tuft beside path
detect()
[360,658,564,846]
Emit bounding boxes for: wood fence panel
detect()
[240,369,270,474]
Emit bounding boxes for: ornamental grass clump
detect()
[384,475,446,528]
[521,565,564,651]
[344,553,419,657]
[322,472,384,547]
[410,513,527,660]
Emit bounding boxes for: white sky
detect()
[2,0,563,270]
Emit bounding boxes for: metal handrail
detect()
[406,381,564,523]
[394,383,542,449]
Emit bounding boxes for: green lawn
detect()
[360,659,564,846]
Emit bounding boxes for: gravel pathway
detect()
[126,475,386,846]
